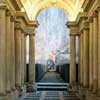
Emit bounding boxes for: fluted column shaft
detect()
[6,10,12,93]
[93,13,98,93]
[0,3,6,96]
[89,18,93,91]
[70,34,76,85]
[98,9,100,95]
[80,33,83,85]
[24,35,27,82]
[83,26,89,88]
[29,33,35,83]
[10,16,16,90]
[78,34,81,83]
[21,32,25,85]
[15,23,22,87]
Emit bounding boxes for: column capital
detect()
[11,16,15,22]
[6,10,11,16]
[96,7,100,12]
[0,1,7,9]
[15,22,21,30]
[21,28,26,34]
[70,28,78,36]
[25,27,36,36]
[78,29,83,35]
[70,33,77,36]
[93,11,98,18]
[88,17,93,22]
[28,32,35,36]
[24,33,28,36]
[83,20,89,30]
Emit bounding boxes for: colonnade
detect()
[67,1,100,99]
[0,1,38,99]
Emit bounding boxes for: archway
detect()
[34,7,71,91]
[20,0,84,21]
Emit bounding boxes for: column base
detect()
[21,84,26,96]
[27,82,37,92]
[68,83,78,93]
[0,90,19,100]
[79,86,87,100]
[98,90,100,97]
[7,89,18,100]
[16,85,23,97]
[0,93,7,100]
[0,95,7,100]
[78,85,98,100]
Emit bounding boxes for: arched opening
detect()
[34,7,72,90]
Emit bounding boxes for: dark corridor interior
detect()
[26,63,79,84]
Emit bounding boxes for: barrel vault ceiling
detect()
[20,0,84,21]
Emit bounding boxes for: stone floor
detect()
[39,71,65,83]
[19,72,80,100]
[19,91,80,100]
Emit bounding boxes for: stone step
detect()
[36,82,68,86]
[36,83,68,91]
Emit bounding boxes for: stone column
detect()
[10,16,16,91]
[27,32,36,92]
[83,22,89,88]
[78,34,81,83]
[98,8,100,95]
[6,10,12,93]
[70,34,76,86]
[80,32,83,86]
[92,12,98,93]
[24,34,27,82]
[21,32,25,85]
[15,22,22,89]
[0,2,7,96]
[88,18,93,91]
[29,33,35,83]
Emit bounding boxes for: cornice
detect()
[67,20,79,36]
[82,0,100,17]
[67,12,88,28]
[0,1,7,9]
[82,0,96,12]
[67,21,77,28]
[0,0,6,4]
[6,0,17,16]
[16,11,39,28]
[6,0,21,11]
[75,12,88,25]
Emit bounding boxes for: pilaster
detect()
[92,12,98,94]
[82,20,89,88]
[88,17,93,91]
[0,2,7,97]
[6,10,12,93]
[15,21,22,91]
[10,16,16,91]
[97,7,100,96]
[21,31,25,85]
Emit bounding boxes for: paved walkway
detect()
[39,71,65,83]
[19,91,80,100]
[18,71,80,100]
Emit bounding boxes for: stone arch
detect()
[20,0,84,21]
[32,0,74,20]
